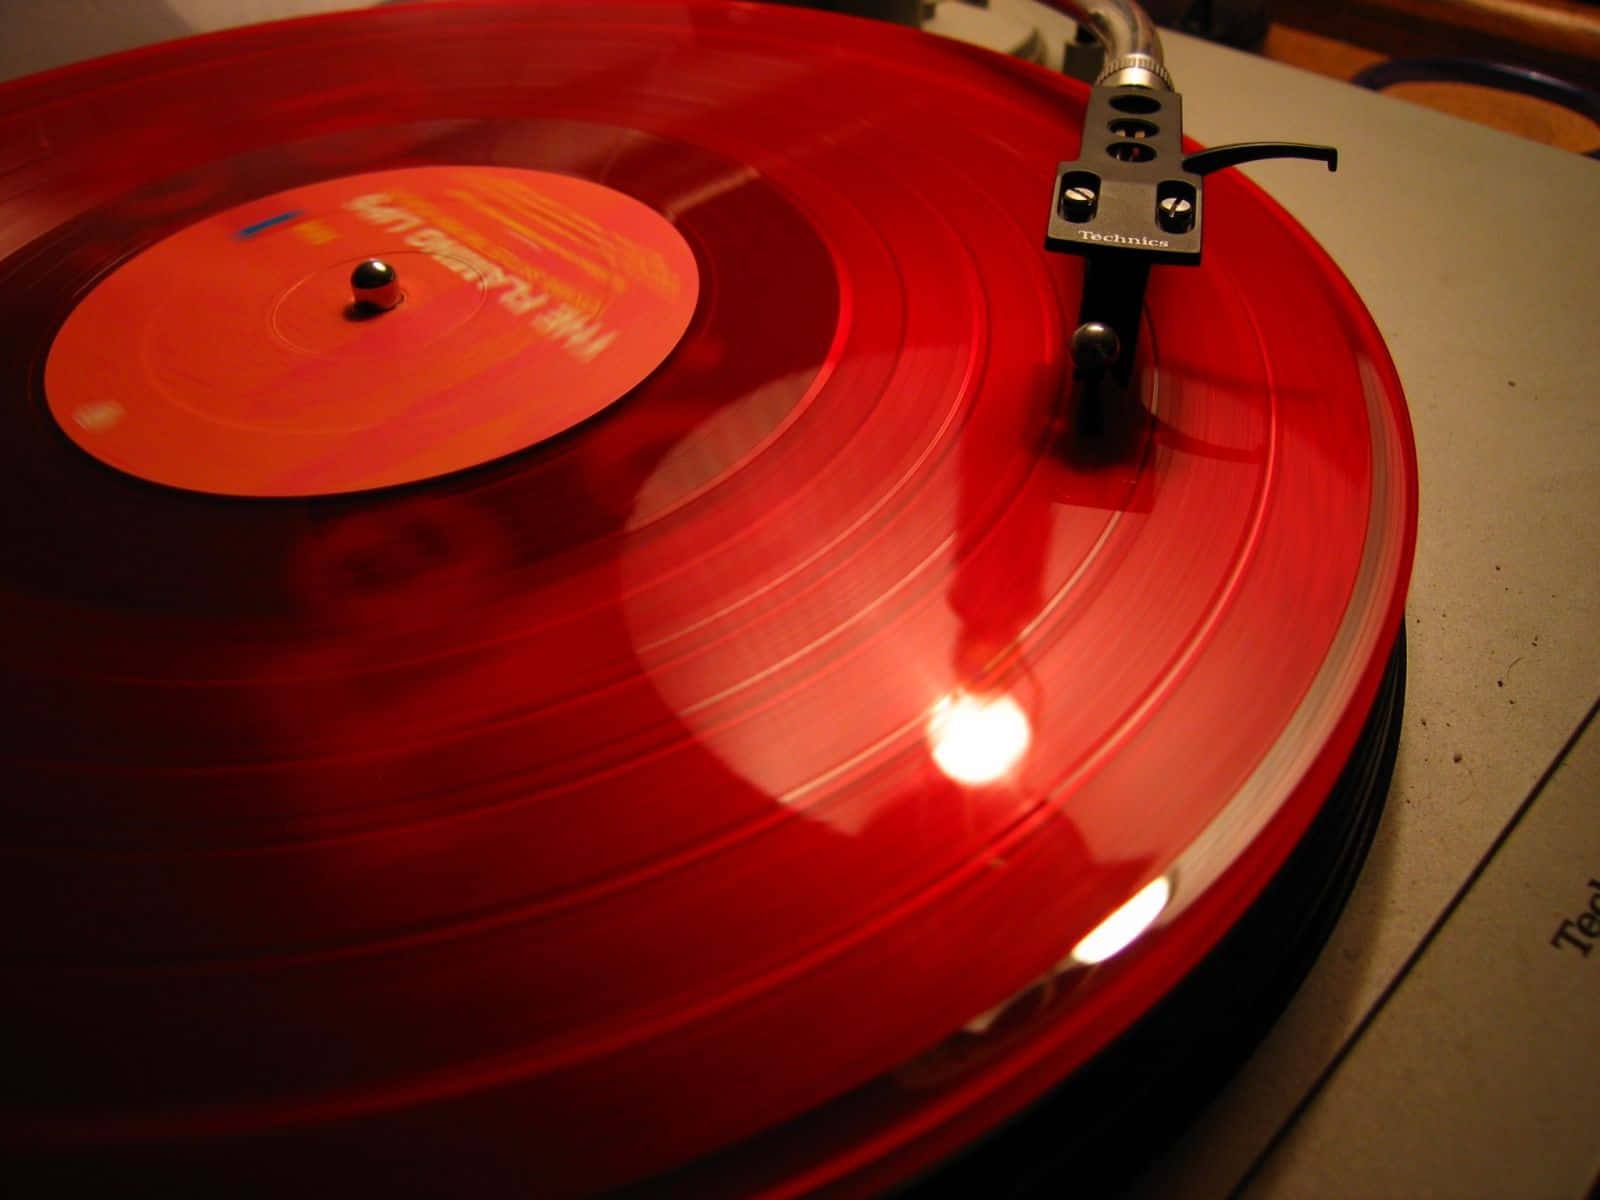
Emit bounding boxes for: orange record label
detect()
[45,167,700,496]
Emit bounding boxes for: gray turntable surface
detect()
[1123,19,1600,1200]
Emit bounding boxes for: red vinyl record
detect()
[0,2,1416,1195]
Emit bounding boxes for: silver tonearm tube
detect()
[1045,0,1173,91]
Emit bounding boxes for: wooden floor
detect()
[1257,21,1598,154]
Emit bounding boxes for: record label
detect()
[44,166,700,496]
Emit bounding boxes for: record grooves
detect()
[0,3,1417,1196]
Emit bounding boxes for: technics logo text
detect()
[1077,231,1171,247]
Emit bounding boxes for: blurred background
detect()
[4,0,1596,153]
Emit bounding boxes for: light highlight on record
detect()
[927,691,1032,785]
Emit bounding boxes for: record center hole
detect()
[1109,93,1162,114]
[1107,141,1156,163]
[1108,117,1158,139]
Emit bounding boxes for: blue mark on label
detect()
[236,210,303,239]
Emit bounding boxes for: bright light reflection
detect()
[1069,875,1172,965]
[927,691,1031,785]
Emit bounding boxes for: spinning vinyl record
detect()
[0,2,1415,1194]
